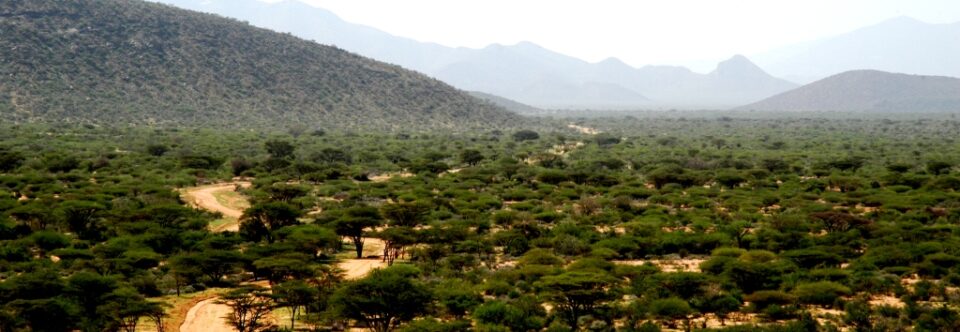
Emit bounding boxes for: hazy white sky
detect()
[265,0,960,71]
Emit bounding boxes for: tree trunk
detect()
[353,236,364,258]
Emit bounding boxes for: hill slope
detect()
[154,0,797,109]
[0,0,522,130]
[739,70,960,112]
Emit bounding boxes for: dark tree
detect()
[535,271,617,327]
[927,160,953,175]
[512,130,540,141]
[146,144,168,157]
[331,265,432,332]
[219,286,275,332]
[334,206,383,258]
[272,280,318,330]
[459,149,485,166]
[381,201,432,227]
[0,149,25,172]
[265,140,296,160]
[240,202,303,242]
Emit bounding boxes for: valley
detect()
[1,0,959,331]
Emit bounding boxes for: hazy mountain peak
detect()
[712,54,767,78]
[754,14,960,82]
[597,57,630,67]
[879,15,926,26]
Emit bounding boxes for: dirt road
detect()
[181,182,251,232]
[179,298,234,332]
[337,238,387,280]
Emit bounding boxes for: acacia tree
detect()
[219,286,275,332]
[168,253,202,296]
[377,227,418,266]
[459,149,485,166]
[649,298,695,331]
[103,288,167,332]
[534,271,617,328]
[240,202,303,243]
[331,265,432,332]
[272,280,318,330]
[59,200,104,241]
[381,201,431,227]
[378,201,431,265]
[334,206,383,258]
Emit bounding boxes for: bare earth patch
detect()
[337,238,388,280]
[614,258,706,273]
[568,124,600,135]
[368,172,414,183]
[338,259,388,280]
[870,294,905,308]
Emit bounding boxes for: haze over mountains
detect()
[154,0,797,109]
[0,0,521,130]
[753,16,960,84]
[155,0,960,111]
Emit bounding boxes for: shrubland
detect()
[1,113,959,331]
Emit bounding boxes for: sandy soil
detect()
[870,294,905,308]
[568,124,600,135]
[368,172,414,182]
[550,142,585,156]
[337,238,387,280]
[181,182,251,232]
[338,259,387,280]
[179,298,234,332]
[614,258,706,273]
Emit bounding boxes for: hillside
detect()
[0,0,523,130]
[154,0,797,109]
[739,70,960,112]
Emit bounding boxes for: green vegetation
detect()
[1,112,960,331]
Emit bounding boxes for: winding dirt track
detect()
[180,182,251,232]
[176,180,385,331]
[179,298,234,332]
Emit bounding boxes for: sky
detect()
[261,0,960,71]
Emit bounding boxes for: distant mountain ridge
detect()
[753,16,960,83]
[739,70,960,112]
[153,0,798,109]
[0,0,523,130]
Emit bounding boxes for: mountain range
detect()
[153,0,799,109]
[0,0,522,130]
[153,0,960,111]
